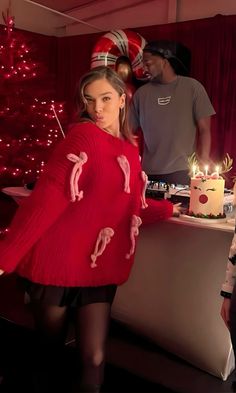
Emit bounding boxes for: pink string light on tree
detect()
[0,7,67,187]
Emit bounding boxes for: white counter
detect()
[111,217,235,380]
[171,215,235,233]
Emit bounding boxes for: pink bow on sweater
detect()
[140,171,148,209]
[126,215,142,259]
[67,152,88,202]
[117,155,130,193]
[91,227,115,268]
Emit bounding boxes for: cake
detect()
[188,176,225,219]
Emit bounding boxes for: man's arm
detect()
[197,116,211,162]
[128,93,140,133]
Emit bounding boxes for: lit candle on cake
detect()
[215,165,220,178]
[204,165,209,177]
[192,165,196,178]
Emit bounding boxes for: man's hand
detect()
[173,203,182,217]
[0,269,5,276]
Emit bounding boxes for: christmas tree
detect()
[0,8,66,188]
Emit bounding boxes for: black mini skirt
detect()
[22,278,117,308]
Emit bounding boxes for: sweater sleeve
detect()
[0,125,90,273]
[221,231,236,297]
[140,197,173,225]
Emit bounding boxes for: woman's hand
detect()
[221,297,231,329]
[0,269,4,276]
[172,203,182,217]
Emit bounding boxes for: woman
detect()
[0,66,181,392]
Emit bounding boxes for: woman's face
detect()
[84,78,125,137]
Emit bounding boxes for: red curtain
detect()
[55,32,101,119]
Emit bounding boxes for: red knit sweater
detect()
[0,123,173,287]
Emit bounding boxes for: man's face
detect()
[142,52,166,80]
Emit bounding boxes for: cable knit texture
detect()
[0,122,173,287]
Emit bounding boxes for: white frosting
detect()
[189,177,225,217]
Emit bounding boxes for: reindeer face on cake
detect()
[189,177,225,218]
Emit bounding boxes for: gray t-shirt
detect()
[129,76,215,175]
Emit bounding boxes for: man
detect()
[129,40,215,185]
